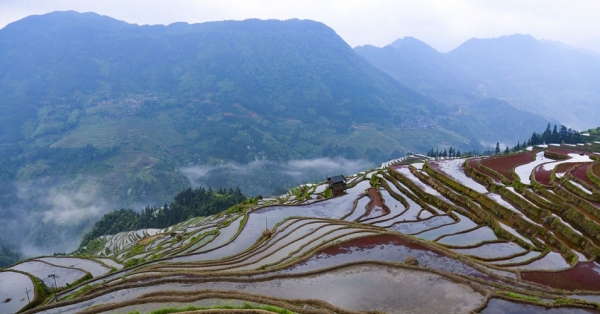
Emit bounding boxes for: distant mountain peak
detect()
[451,33,539,54]
[385,36,440,58]
[2,10,129,33]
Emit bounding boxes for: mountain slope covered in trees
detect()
[0,12,475,255]
[0,11,562,255]
[79,186,245,249]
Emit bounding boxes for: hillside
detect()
[3,143,600,313]
[355,34,600,130]
[0,11,507,255]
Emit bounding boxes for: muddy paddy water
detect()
[522,261,600,291]
[275,234,494,280]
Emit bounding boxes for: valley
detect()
[3,142,600,313]
[1,9,600,313]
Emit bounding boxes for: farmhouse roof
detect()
[329,175,346,183]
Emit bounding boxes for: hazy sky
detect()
[1,0,599,52]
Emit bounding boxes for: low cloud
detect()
[283,158,371,178]
[3,176,114,256]
[14,177,110,226]
[180,157,373,196]
[41,189,108,225]
[1,157,373,257]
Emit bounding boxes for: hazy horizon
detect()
[1,1,599,53]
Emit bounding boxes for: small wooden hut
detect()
[327,175,347,192]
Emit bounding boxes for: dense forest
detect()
[79,187,246,248]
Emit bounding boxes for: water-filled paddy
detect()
[416,212,478,240]
[343,196,370,221]
[275,235,493,280]
[498,222,535,246]
[389,215,455,234]
[9,260,87,288]
[0,271,34,314]
[431,158,488,193]
[438,226,498,246]
[95,258,122,270]
[43,263,485,314]
[490,251,542,266]
[36,257,110,278]
[453,242,527,260]
[507,252,570,271]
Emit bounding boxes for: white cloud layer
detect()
[180,157,373,196]
[1,0,600,52]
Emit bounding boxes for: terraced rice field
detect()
[4,146,600,313]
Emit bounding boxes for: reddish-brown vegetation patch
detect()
[522,261,600,291]
[320,234,429,256]
[427,161,442,171]
[547,148,589,157]
[533,164,553,186]
[468,158,502,183]
[555,162,582,174]
[572,164,595,187]
[292,234,497,281]
[479,152,537,182]
[366,187,388,215]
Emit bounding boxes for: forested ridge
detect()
[79,187,246,248]
[0,11,483,255]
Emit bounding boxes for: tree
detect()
[542,123,552,143]
[551,124,559,142]
[495,142,501,154]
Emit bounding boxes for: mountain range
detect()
[0,11,595,255]
[355,34,600,130]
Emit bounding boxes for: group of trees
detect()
[428,123,585,158]
[502,124,583,154]
[528,124,582,146]
[79,187,246,248]
[426,147,462,158]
